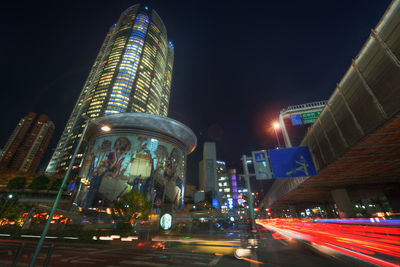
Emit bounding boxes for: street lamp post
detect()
[272,122,281,148]
[29,118,110,266]
[0,194,13,217]
[29,119,90,267]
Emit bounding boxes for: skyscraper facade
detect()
[198,142,217,193]
[46,5,174,173]
[0,113,55,174]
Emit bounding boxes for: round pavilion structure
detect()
[73,113,196,212]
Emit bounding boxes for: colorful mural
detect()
[76,135,185,209]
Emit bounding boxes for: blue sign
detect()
[253,151,266,162]
[212,197,220,209]
[251,151,273,180]
[268,146,317,178]
[68,182,75,191]
[227,198,234,209]
[290,114,303,126]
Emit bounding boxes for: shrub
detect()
[29,174,50,190]
[49,178,63,191]
[7,177,26,189]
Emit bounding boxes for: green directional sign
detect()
[301,111,321,124]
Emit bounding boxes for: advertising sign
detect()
[227,198,234,209]
[160,213,172,230]
[251,151,273,180]
[268,146,317,178]
[301,111,321,124]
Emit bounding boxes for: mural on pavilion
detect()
[76,135,185,209]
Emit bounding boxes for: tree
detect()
[113,190,151,224]
[0,197,27,224]
[49,178,63,191]
[7,177,27,189]
[29,174,50,190]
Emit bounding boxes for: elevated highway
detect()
[263,0,400,217]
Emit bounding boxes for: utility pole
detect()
[241,155,256,231]
[29,119,90,267]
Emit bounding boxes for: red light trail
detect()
[256,218,400,267]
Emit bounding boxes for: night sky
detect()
[0,0,392,188]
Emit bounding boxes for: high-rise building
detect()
[198,142,217,192]
[0,113,55,174]
[217,163,239,211]
[47,4,174,173]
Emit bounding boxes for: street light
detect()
[100,125,111,132]
[272,122,281,148]
[29,117,111,267]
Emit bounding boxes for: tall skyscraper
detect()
[0,113,55,174]
[217,165,238,211]
[47,5,174,173]
[199,142,218,192]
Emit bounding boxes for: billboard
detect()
[76,135,186,209]
[268,146,317,178]
[251,151,273,180]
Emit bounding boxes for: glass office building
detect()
[47,5,174,173]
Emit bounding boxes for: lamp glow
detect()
[101,125,111,132]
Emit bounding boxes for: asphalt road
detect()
[255,229,374,267]
[0,231,375,267]
[0,239,248,267]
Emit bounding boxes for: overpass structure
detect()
[279,101,326,148]
[263,0,400,217]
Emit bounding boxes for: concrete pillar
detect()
[331,189,355,218]
[324,203,337,218]
[289,205,297,218]
[384,187,400,213]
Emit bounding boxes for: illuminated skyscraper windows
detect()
[47,5,174,173]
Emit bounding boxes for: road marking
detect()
[251,251,260,267]
[278,239,288,246]
[127,256,152,260]
[208,255,222,266]
[119,260,168,266]
[192,262,207,266]
[88,248,121,254]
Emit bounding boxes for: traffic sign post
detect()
[241,155,256,231]
[301,111,321,124]
[251,151,273,180]
[268,146,317,178]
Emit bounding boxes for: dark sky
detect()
[0,0,392,188]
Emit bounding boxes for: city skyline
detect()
[0,0,391,186]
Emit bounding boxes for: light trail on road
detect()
[256,218,400,267]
